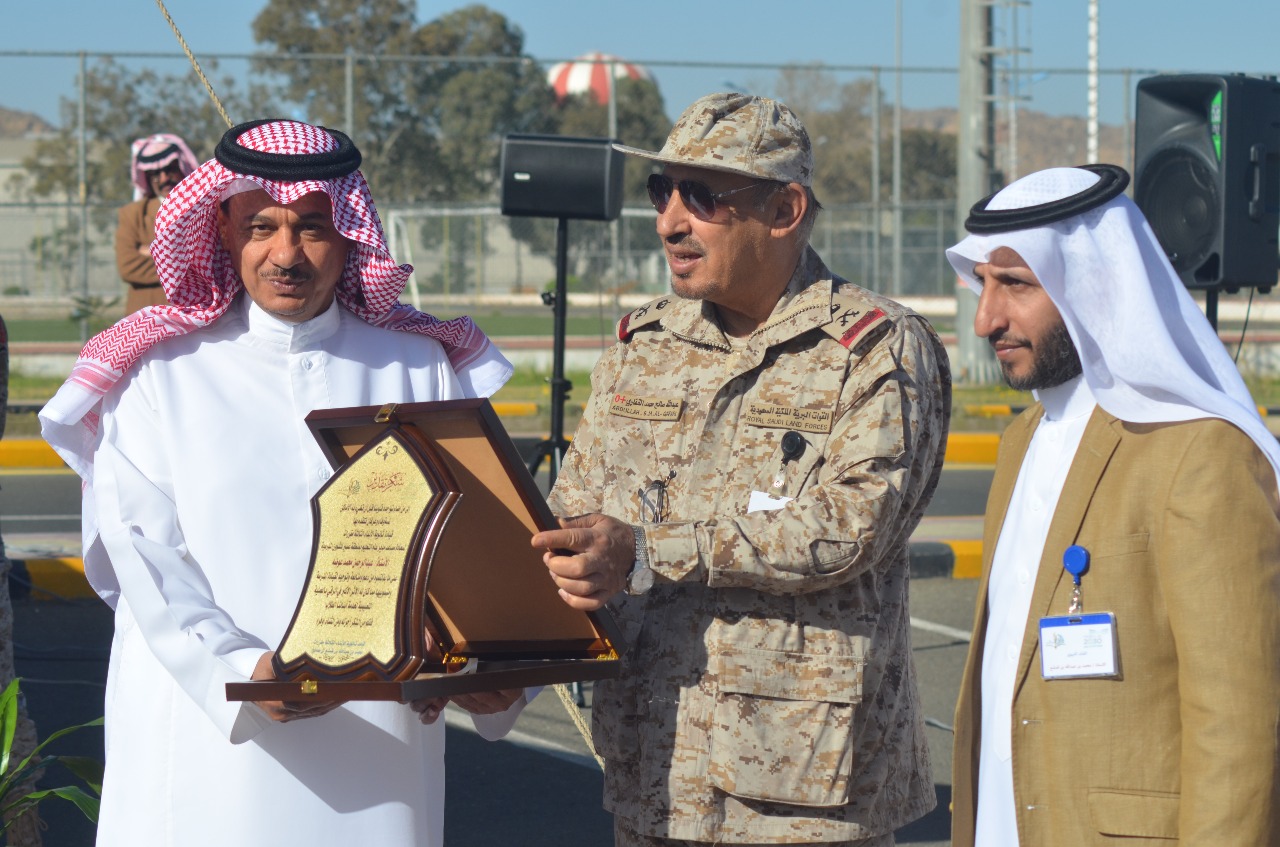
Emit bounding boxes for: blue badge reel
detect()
[1038,545,1120,680]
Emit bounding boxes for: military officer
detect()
[533,92,952,846]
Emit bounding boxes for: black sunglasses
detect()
[646,173,773,221]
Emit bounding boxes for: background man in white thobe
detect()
[41,119,526,847]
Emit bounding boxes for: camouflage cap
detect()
[614,92,813,186]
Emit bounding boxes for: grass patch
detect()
[489,366,593,436]
[10,373,68,401]
[5,314,621,344]
[1244,376,1280,406]
[425,311,619,340]
[7,319,113,344]
[10,315,1280,442]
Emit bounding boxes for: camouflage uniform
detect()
[549,247,950,843]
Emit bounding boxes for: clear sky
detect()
[4,0,1280,127]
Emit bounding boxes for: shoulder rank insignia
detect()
[820,289,891,350]
[616,296,673,341]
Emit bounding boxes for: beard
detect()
[999,321,1083,391]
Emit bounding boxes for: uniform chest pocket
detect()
[741,428,827,501]
[706,645,866,808]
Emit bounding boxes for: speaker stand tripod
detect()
[524,217,584,706]
[526,216,573,489]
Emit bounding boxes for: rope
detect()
[153,0,233,128]
[554,683,604,769]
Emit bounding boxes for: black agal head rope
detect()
[964,163,1130,234]
[214,118,362,181]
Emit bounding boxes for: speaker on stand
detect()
[500,133,625,485]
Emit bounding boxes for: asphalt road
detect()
[2,463,991,846]
[11,579,979,847]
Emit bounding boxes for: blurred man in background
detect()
[114,133,197,313]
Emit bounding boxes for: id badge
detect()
[1038,612,1120,680]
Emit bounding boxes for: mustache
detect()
[987,329,1030,349]
[261,269,311,283]
[665,234,706,253]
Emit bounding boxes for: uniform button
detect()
[303,359,313,370]
[1030,497,1043,512]
[318,468,331,480]
[1046,428,1060,442]
[1005,644,1018,661]
[1017,569,1030,586]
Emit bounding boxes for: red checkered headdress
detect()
[130,133,199,201]
[42,119,511,480]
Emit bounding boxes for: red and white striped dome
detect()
[547,52,652,105]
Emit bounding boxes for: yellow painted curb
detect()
[490,401,538,417]
[0,433,1005,469]
[20,542,985,602]
[949,540,984,579]
[0,440,63,469]
[23,558,95,600]
[964,403,1016,418]
[944,433,1000,465]
[0,406,540,469]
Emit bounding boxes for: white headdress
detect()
[946,164,1280,485]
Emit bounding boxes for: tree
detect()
[415,5,558,201]
[771,65,956,206]
[10,58,264,211]
[775,66,877,204]
[252,1,556,203]
[554,76,670,203]
[8,59,267,300]
[252,0,426,202]
[896,128,956,202]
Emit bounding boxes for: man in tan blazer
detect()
[945,165,1280,846]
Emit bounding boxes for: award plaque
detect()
[227,399,623,703]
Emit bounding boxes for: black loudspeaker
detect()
[1134,73,1280,291]
[500,134,624,221]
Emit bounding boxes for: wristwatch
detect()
[626,525,655,596]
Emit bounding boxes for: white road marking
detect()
[910,616,973,643]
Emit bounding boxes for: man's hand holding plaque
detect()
[250,651,342,723]
[405,632,525,725]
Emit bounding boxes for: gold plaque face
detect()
[277,431,434,669]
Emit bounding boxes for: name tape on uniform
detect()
[743,403,833,434]
[609,394,683,421]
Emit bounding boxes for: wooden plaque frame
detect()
[227,399,624,703]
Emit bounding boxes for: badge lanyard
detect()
[1062,544,1089,613]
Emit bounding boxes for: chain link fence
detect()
[1,48,1273,355]
[0,199,957,313]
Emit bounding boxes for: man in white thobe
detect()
[40,119,526,846]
